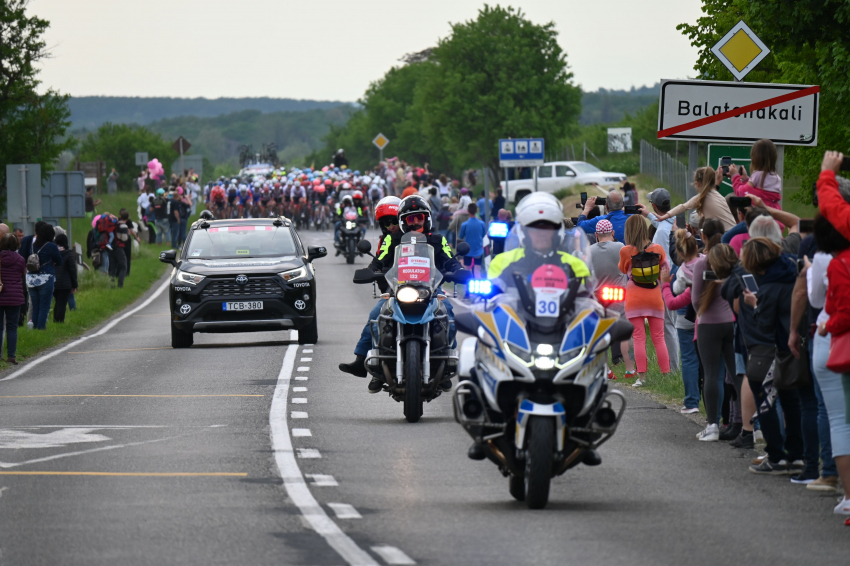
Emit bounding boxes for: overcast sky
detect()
[33,0,703,101]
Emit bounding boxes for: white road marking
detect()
[269,344,377,566]
[301,357,313,362]
[293,387,307,392]
[302,349,313,353]
[0,428,110,449]
[297,448,321,459]
[306,474,337,486]
[0,486,8,498]
[328,503,362,519]
[291,412,308,419]
[292,398,307,404]
[291,428,312,437]
[297,366,311,372]
[0,280,170,382]
[295,376,309,381]
[371,546,416,565]
[0,436,180,469]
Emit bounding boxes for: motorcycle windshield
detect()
[385,235,439,292]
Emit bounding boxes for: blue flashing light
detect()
[468,279,493,295]
[488,222,509,238]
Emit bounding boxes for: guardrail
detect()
[639,139,688,201]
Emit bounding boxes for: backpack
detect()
[631,243,661,289]
[26,249,41,273]
[152,196,168,220]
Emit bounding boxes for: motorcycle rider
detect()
[339,195,463,393]
[334,195,356,246]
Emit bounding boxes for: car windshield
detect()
[184,225,297,259]
[571,162,601,174]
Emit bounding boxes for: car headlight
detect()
[346,221,356,229]
[396,286,419,303]
[279,266,308,283]
[176,271,205,286]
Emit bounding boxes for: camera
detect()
[728,196,752,208]
[624,205,640,215]
[798,219,814,233]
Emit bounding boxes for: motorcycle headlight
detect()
[346,221,356,229]
[279,266,308,283]
[176,271,205,286]
[534,357,555,370]
[396,286,419,303]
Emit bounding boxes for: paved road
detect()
[0,228,848,566]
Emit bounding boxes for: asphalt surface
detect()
[0,227,848,566]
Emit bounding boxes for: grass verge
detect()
[0,192,170,370]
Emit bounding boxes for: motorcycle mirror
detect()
[356,239,373,255]
[456,242,471,256]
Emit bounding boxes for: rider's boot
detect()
[581,449,602,466]
[467,442,486,460]
[367,376,384,394]
[338,355,368,378]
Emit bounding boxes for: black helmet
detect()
[199,210,215,220]
[398,195,432,233]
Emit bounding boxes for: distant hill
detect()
[68,97,353,130]
[143,106,355,168]
[579,83,659,125]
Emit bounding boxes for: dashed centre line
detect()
[297,449,321,459]
[328,503,362,519]
[306,474,338,486]
[294,376,309,381]
[301,357,313,362]
[291,428,312,437]
[292,398,308,404]
[291,412,308,419]
[297,366,311,372]
[371,546,416,565]
[302,349,313,353]
[293,387,307,392]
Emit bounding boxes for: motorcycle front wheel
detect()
[403,340,423,423]
[346,239,355,264]
[524,416,554,509]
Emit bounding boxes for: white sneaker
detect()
[680,407,699,414]
[697,424,720,442]
[833,498,850,515]
[631,378,643,388]
[754,430,765,446]
[26,321,33,329]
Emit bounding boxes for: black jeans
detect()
[124,244,132,276]
[53,289,72,323]
[109,247,127,287]
[0,305,21,358]
[753,381,804,464]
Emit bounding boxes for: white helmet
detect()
[361,175,372,185]
[515,192,564,227]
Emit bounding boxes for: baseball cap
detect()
[595,219,614,234]
[647,188,671,208]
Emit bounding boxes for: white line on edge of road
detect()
[371,545,416,565]
[270,343,378,566]
[0,279,171,383]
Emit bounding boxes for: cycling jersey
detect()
[238,191,253,206]
[227,189,238,204]
[210,187,226,203]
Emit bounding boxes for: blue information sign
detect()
[499,138,545,167]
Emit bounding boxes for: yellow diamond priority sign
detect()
[710,21,770,81]
[372,133,390,150]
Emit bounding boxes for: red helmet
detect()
[352,190,363,200]
[324,179,332,186]
[375,196,401,221]
[274,182,281,188]
[313,179,321,185]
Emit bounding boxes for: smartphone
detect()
[580,192,587,204]
[720,156,732,175]
[841,156,850,171]
[741,273,758,293]
[703,270,718,281]
[729,196,752,208]
[797,258,806,274]
[575,202,584,209]
[799,219,814,233]
[624,205,640,215]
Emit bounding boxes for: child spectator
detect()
[731,139,782,210]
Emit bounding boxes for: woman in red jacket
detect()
[0,234,27,364]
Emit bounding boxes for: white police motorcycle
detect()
[452,227,632,509]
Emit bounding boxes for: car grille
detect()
[201,276,282,298]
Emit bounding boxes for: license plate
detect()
[223,301,263,311]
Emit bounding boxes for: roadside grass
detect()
[0,191,170,369]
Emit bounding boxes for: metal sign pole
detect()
[484,168,490,226]
[504,168,508,208]
[19,165,29,234]
[687,142,699,204]
[534,166,538,192]
[66,171,73,245]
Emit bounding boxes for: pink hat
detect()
[177,186,184,195]
[595,219,614,234]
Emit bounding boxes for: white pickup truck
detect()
[499,161,627,204]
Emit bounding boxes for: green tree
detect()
[417,5,582,176]
[77,123,177,190]
[0,0,74,202]
[678,1,850,202]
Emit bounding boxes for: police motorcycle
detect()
[451,194,633,509]
[354,234,471,423]
[336,210,364,264]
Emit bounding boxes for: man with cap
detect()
[589,219,635,378]
[638,187,680,370]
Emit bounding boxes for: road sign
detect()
[372,133,390,150]
[707,144,752,196]
[607,127,632,153]
[711,21,770,81]
[499,138,544,167]
[172,136,191,153]
[5,164,43,231]
[657,79,819,145]
[135,152,149,166]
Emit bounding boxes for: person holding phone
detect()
[730,139,783,210]
[654,167,737,231]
